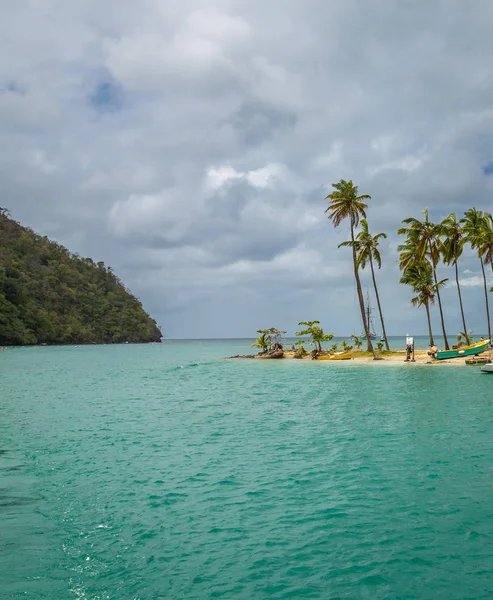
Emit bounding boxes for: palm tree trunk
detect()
[481,257,491,341]
[369,257,390,351]
[351,220,379,359]
[425,301,434,347]
[455,261,469,345]
[432,268,449,349]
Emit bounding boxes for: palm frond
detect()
[325,179,370,229]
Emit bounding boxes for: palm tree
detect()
[399,260,448,346]
[325,179,379,359]
[477,213,493,273]
[460,208,491,341]
[250,332,269,354]
[397,237,419,273]
[339,219,390,350]
[397,209,450,349]
[457,330,474,348]
[350,334,363,350]
[295,320,334,353]
[440,212,469,344]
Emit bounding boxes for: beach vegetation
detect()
[251,332,270,354]
[350,334,363,350]
[340,219,390,350]
[295,320,333,352]
[398,209,450,349]
[476,213,493,266]
[399,260,448,346]
[251,328,286,354]
[293,340,308,358]
[441,212,470,344]
[457,330,474,348]
[325,179,379,359]
[461,208,492,341]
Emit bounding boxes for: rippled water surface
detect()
[2,341,493,599]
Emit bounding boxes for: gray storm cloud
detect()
[2,0,493,337]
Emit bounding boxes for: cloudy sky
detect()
[2,0,493,338]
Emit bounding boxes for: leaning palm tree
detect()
[399,260,448,347]
[460,208,491,341]
[339,219,390,350]
[325,180,379,358]
[397,209,450,349]
[441,212,469,345]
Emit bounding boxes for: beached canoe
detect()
[316,352,352,361]
[436,339,490,360]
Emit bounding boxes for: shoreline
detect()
[227,349,493,366]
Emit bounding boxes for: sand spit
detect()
[226,349,493,366]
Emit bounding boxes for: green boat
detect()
[435,339,490,360]
[465,356,491,365]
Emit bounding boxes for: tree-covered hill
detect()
[0,210,162,345]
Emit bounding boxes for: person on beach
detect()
[428,345,438,359]
[405,336,414,361]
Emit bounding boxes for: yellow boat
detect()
[316,352,353,361]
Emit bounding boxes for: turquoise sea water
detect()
[2,341,493,599]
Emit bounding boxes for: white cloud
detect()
[186,10,250,41]
[108,190,195,243]
[103,8,249,91]
[205,163,288,191]
[368,152,428,176]
[460,275,493,287]
[205,166,243,190]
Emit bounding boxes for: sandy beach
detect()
[254,349,493,365]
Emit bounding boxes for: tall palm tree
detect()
[441,212,469,344]
[397,236,420,273]
[460,208,491,341]
[397,209,450,349]
[399,260,448,346]
[325,179,379,359]
[478,213,493,272]
[339,219,390,350]
[478,215,493,312]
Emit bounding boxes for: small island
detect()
[227,323,493,366]
[0,210,162,346]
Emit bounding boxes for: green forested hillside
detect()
[0,210,162,345]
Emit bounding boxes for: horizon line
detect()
[161,334,473,341]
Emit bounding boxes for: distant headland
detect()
[0,209,161,346]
